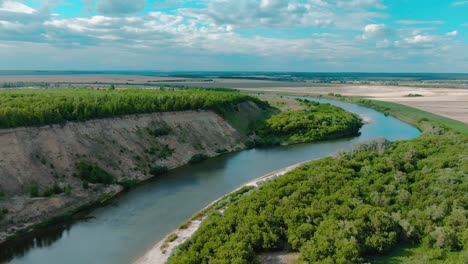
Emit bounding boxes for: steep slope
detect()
[0,101,268,242]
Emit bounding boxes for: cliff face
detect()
[0,101,266,241]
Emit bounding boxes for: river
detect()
[0,98,421,264]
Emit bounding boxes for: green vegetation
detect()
[158,145,174,159]
[148,126,172,137]
[169,130,467,263]
[117,178,139,189]
[0,88,269,129]
[42,182,64,197]
[166,233,178,243]
[405,93,424,97]
[188,153,208,164]
[254,99,363,146]
[149,165,169,176]
[76,161,114,184]
[27,181,70,197]
[28,182,39,198]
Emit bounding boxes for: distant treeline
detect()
[1,82,60,88]
[0,88,268,129]
[168,130,468,263]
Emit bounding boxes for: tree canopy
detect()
[255,99,363,146]
[0,88,268,129]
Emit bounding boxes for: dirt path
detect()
[133,161,309,264]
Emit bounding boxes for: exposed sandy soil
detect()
[240,86,468,124]
[134,218,205,264]
[258,252,300,264]
[0,102,266,242]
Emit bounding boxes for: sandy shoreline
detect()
[133,161,309,264]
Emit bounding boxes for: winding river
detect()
[0,98,420,264]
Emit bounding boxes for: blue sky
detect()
[0,0,467,72]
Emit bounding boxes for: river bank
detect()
[134,161,309,264]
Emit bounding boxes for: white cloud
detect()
[0,0,465,72]
[452,1,468,6]
[404,35,435,44]
[180,0,388,30]
[0,1,36,14]
[335,0,386,9]
[396,20,444,25]
[360,24,393,40]
[446,30,458,36]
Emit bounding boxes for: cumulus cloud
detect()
[181,0,334,29]
[96,0,146,16]
[0,1,36,14]
[180,0,388,30]
[404,35,435,44]
[360,24,394,39]
[0,0,465,72]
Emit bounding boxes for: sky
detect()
[0,0,467,72]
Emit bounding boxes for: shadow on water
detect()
[0,225,71,263]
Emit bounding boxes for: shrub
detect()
[166,233,178,243]
[42,182,63,197]
[215,148,228,154]
[76,161,114,184]
[148,126,172,137]
[149,165,169,176]
[118,178,139,189]
[29,182,39,197]
[158,145,174,159]
[188,153,208,164]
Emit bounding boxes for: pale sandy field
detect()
[240,86,468,124]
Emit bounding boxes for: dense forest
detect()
[0,88,268,129]
[255,99,363,146]
[168,129,468,263]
